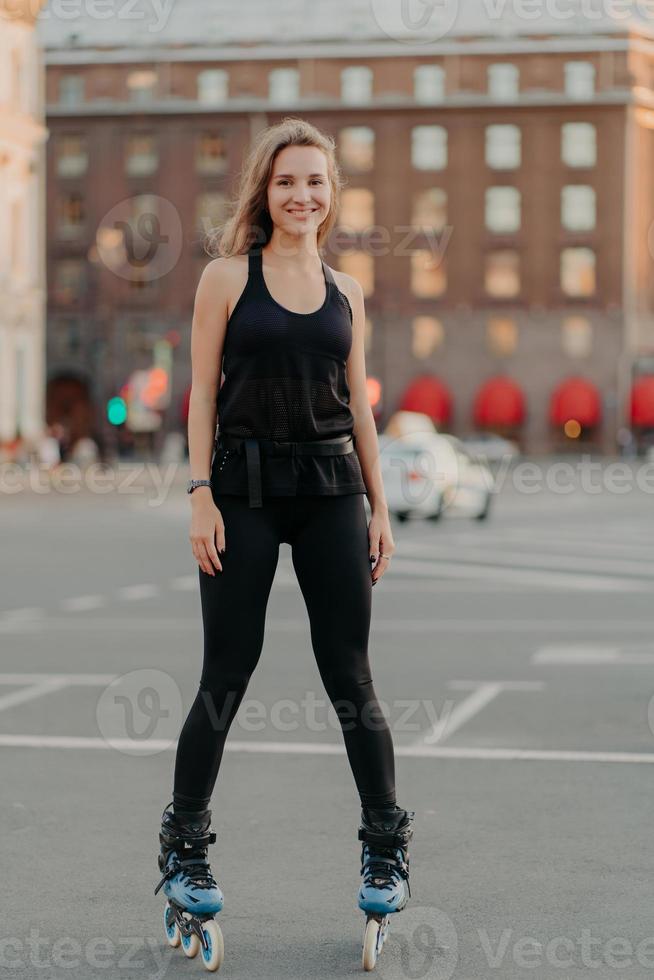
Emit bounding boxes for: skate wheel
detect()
[362,917,381,972]
[163,902,180,948]
[200,919,224,972]
[181,928,200,958]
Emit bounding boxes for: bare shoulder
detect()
[196,254,249,314]
[330,269,364,307]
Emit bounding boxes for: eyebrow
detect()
[274,173,326,178]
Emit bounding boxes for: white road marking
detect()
[169,576,196,591]
[0,673,117,713]
[60,595,106,612]
[1,735,654,764]
[413,681,545,747]
[0,679,71,713]
[116,584,159,601]
[0,607,44,621]
[533,645,654,665]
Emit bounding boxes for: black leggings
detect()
[173,491,396,812]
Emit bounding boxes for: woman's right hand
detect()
[189,490,225,576]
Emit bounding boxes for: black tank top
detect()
[212,246,367,498]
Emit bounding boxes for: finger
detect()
[206,534,223,573]
[196,541,217,576]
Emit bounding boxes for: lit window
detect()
[196,133,227,175]
[414,65,445,104]
[412,188,447,232]
[412,316,444,358]
[58,75,84,106]
[561,316,592,357]
[338,126,374,172]
[485,250,520,297]
[197,69,228,105]
[339,189,374,232]
[561,122,596,167]
[269,68,300,104]
[561,185,596,231]
[561,247,596,296]
[564,61,595,99]
[412,125,447,170]
[488,63,519,100]
[58,192,85,239]
[57,135,88,177]
[125,134,158,177]
[341,66,373,104]
[127,70,157,103]
[54,260,85,304]
[486,317,517,355]
[411,249,446,297]
[338,251,374,297]
[485,187,521,233]
[485,125,521,169]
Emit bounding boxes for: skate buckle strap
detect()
[154,856,181,896]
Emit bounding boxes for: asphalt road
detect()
[2,456,654,980]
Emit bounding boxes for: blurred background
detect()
[4,0,654,470]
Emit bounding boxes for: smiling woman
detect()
[155,117,412,973]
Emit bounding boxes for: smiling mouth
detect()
[287,209,318,216]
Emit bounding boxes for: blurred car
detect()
[459,432,520,464]
[375,431,494,522]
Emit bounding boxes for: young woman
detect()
[155,118,414,969]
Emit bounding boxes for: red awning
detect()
[473,376,525,428]
[549,377,601,428]
[630,376,654,427]
[399,375,453,426]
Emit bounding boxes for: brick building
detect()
[37,1,654,452]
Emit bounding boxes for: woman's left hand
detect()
[368,507,395,586]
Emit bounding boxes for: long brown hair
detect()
[205,116,344,258]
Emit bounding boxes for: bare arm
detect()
[187,258,231,575]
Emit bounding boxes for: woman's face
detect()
[266,144,331,239]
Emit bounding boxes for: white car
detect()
[375,431,494,522]
[459,432,520,464]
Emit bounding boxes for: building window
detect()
[338,126,374,172]
[485,124,521,169]
[125,134,158,177]
[58,75,84,106]
[341,66,373,104]
[54,260,85,304]
[339,188,374,232]
[412,316,444,358]
[561,185,596,231]
[56,135,88,178]
[411,249,446,297]
[562,316,592,357]
[485,187,521,233]
[127,69,157,103]
[196,192,228,236]
[338,251,374,297]
[412,188,447,232]
[561,122,596,167]
[197,69,228,104]
[484,250,520,298]
[564,61,595,99]
[412,125,447,170]
[57,192,85,239]
[486,316,517,355]
[561,247,596,296]
[269,68,299,104]
[488,63,519,100]
[414,64,445,104]
[196,133,227,175]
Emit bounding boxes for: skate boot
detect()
[154,801,224,972]
[357,804,415,971]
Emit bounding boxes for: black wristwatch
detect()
[187,479,212,494]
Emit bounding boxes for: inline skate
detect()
[357,804,415,972]
[154,801,224,972]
